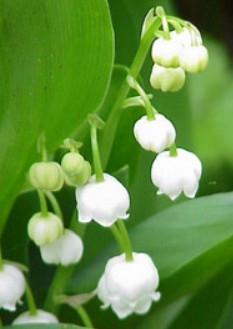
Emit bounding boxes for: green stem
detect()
[25,279,37,316]
[45,191,63,221]
[44,266,74,312]
[76,305,94,328]
[0,246,3,271]
[91,125,104,182]
[37,190,48,217]
[38,133,48,162]
[169,142,178,157]
[156,6,170,39]
[44,211,83,312]
[117,220,133,261]
[167,19,183,32]
[110,224,125,253]
[100,17,161,169]
[127,76,155,120]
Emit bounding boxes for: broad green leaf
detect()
[0,0,113,233]
[131,192,233,299]
[166,262,233,329]
[5,324,88,329]
[136,297,190,329]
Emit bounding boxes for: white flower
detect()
[13,309,58,324]
[151,38,181,67]
[133,114,176,153]
[151,148,202,200]
[97,253,160,319]
[179,45,208,73]
[40,229,84,266]
[0,264,25,311]
[170,27,202,47]
[150,64,185,92]
[76,173,130,227]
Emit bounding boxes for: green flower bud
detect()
[29,162,64,191]
[27,212,63,246]
[150,64,185,92]
[65,161,91,186]
[61,152,84,176]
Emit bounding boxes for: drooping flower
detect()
[179,45,209,73]
[97,253,160,319]
[150,64,185,92]
[151,37,182,67]
[40,229,84,266]
[76,173,130,227]
[28,212,64,246]
[13,309,58,324]
[151,148,202,200]
[133,114,176,153]
[0,264,25,311]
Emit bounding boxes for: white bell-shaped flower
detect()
[0,264,25,311]
[170,27,202,47]
[133,114,176,153]
[179,45,208,73]
[97,253,160,319]
[28,212,64,246]
[13,309,58,324]
[40,229,84,266]
[150,64,185,92]
[76,173,130,227]
[151,148,202,200]
[151,38,181,67]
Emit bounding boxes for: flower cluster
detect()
[150,25,208,92]
[134,111,202,200]
[0,5,208,327]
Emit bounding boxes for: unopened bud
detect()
[61,152,84,176]
[27,212,63,246]
[65,161,91,186]
[29,162,64,191]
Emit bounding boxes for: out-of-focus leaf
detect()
[190,38,233,166]
[0,0,113,233]
[136,297,190,329]
[166,262,233,329]
[5,324,88,329]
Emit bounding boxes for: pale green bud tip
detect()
[29,162,64,191]
[61,152,84,175]
[27,212,63,246]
